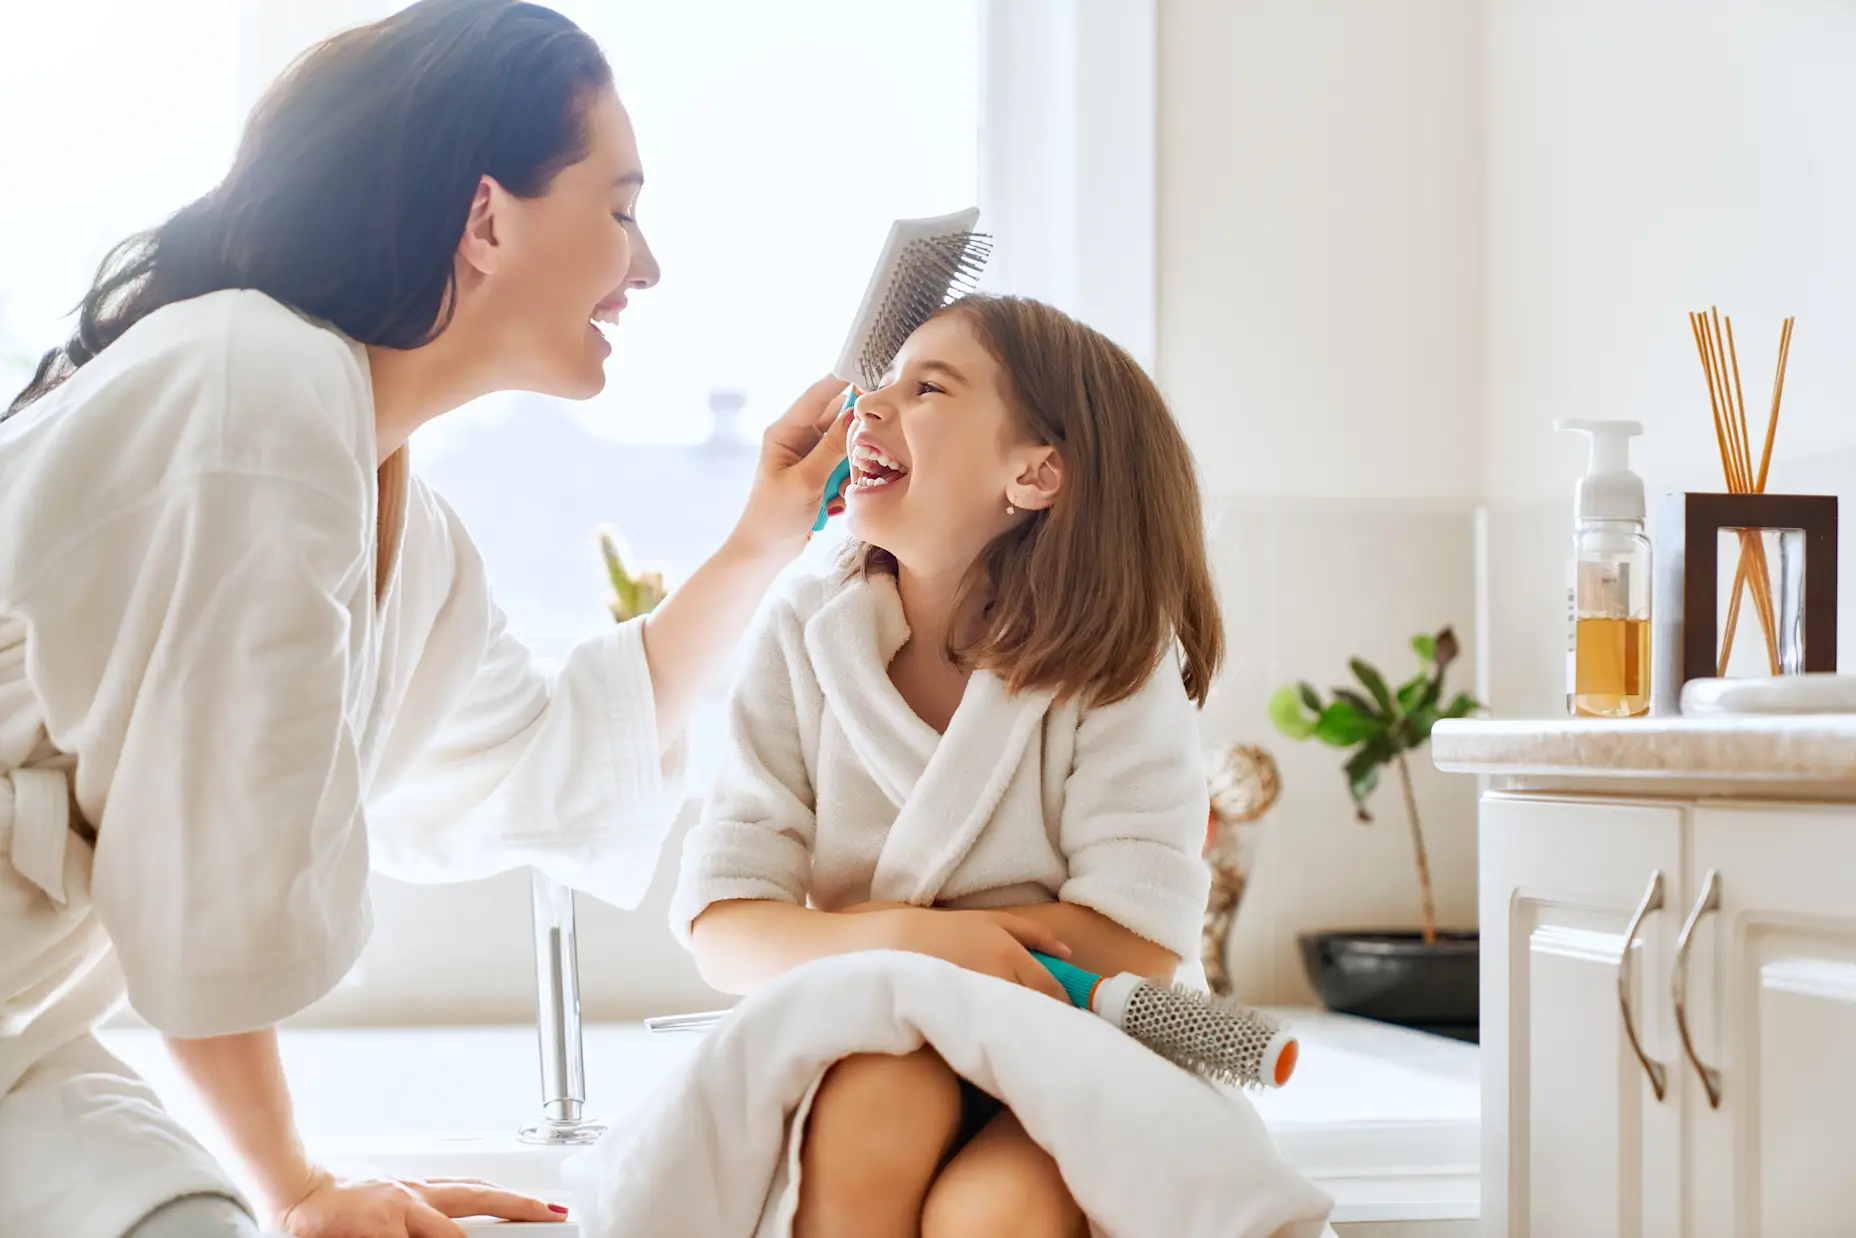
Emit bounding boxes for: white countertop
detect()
[1432,715,1856,783]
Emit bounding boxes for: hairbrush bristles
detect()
[850,231,990,390]
[833,208,992,391]
[1120,983,1297,1090]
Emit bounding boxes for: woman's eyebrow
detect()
[611,170,644,188]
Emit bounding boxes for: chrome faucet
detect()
[518,870,606,1145]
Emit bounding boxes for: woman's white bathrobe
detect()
[0,290,684,1238]
[670,567,1212,972]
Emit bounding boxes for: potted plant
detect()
[1268,627,1483,1040]
[598,526,667,623]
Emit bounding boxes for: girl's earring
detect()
[1005,501,1017,516]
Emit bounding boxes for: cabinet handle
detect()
[1673,868,1724,1110]
[1617,870,1669,1102]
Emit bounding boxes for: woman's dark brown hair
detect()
[871,294,1225,708]
[7,0,610,418]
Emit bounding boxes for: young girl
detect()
[669,295,1223,1238]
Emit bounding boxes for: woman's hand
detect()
[280,1171,567,1237]
[731,375,854,560]
[877,907,1074,1002]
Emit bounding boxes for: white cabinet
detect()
[1482,794,1856,1238]
[1685,806,1856,1238]
[1480,796,1686,1238]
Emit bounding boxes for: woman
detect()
[0,2,848,1236]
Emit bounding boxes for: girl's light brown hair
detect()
[868,294,1224,708]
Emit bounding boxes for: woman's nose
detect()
[629,226,661,290]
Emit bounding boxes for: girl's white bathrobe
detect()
[0,290,684,1238]
[671,567,1213,973]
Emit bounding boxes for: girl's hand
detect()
[279,1171,566,1237]
[732,376,854,561]
[877,907,1073,1002]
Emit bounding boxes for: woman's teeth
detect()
[591,305,624,326]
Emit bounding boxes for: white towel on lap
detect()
[565,951,1333,1238]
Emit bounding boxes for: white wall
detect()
[1483,0,1856,717]
[1157,0,1487,1005]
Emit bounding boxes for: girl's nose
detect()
[854,386,891,421]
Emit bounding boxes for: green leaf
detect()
[1395,670,1429,714]
[1350,658,1396,716]
[1412,671,1444,716]
[1411,633,1437,663]
[1405,704,1441,744]
[1298,681,1323,713]
[1314,699,1381,747]
[1268,686,1319,740]
[1343,738,1392,820]
[1441,691,1481,719]
[1330,687,1384,722]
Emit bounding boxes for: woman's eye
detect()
[613,212,637,225]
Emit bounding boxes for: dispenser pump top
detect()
[1555,418,1645,522]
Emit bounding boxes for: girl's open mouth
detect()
[850,443,909,492]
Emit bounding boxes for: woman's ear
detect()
[1007,445,1064,512]
[456,176,506,277]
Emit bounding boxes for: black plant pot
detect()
[1298,930,1480,1043]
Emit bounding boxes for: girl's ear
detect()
[1006,445,1063,512]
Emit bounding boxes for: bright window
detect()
[0,0,241,398]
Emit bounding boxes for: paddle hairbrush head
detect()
[833,207,991,391]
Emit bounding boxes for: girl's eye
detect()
[613,212,637,225]
[916,381,945,396]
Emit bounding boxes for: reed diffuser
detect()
[1688,308,1795,676]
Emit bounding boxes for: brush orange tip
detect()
[1272,1035,1299,1087]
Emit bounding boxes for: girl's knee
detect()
[807,1047,963,1163]
[796,1050,965,1238]
[922,1116,1085,1238]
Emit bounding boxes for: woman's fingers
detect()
[765,375,850,456]
[795,405,854,488]
[415,1180,565,1222]
[814,387,850,432]
[404,1203,470,1238]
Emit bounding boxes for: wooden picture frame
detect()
[1652,492,1838,715]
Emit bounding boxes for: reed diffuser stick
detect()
[1723,316,1781,674]
[1692,313,1767,668]
[1689,310,1794,677]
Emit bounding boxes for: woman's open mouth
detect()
[850,443,909,492]
[590,295,627,342]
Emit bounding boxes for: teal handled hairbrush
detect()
[811,208,991,534]
[643,950,1297,1091]
[1030,951,1299,1090]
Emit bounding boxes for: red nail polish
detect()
[550,1204,570,1215]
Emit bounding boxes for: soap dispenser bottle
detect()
[1557,419,1651,718]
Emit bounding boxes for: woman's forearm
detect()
[163,1029,321,1222]
[689,899,892,995]
[990,903,1178,981]
[641,533,791,749]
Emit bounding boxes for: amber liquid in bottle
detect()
[1571,616,1651,718]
